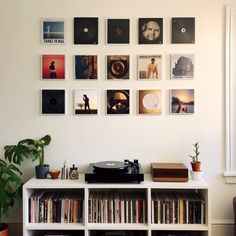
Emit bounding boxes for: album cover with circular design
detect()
[172,17,195,44]
[42,89,65,114]
[74,17,98,44]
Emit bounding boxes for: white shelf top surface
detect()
[23,174,209,189]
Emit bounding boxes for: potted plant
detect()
[188,141,201,171]
[4,135,51,179]
[0,159,22,236]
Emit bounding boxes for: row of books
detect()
[29,191,84,223]
[88,191,147,223]
[151,191,206,224]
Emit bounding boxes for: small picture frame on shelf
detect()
[41,89,65,115]
[171,17,195,44]
[139,90,162,115]
[41,54,65,80]
[107,89,130,114]
[171,54,195,80]
[106,18,130,44]
[74,17,98,44]
[170,89,195,114]
[41,18,65,44]
[138,55,162,80]
[74,55,98,80]
[74,89,98,115]
[107,55,130,80]
[139,18,163,44]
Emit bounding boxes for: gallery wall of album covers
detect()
[40,17,195,116]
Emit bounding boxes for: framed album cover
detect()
[139,18,163,44]
[138,55,162,80]
[41,18,65,44]
[172,17,195,44]
[170,89,194,114]
[139,90,162,115]
[107,89,130,114]
[74,89,98,115]
[107,55,129,80]
[171,54,195,79]
[42,54,65,80]
[74,17,98,44]
[74,55,98,80]
[42,89,65,114]
[106,19,130,44]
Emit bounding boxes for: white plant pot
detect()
[190,170,202,180]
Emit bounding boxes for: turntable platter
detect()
[93,161,129,172]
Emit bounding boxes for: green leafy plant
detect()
[4,135,51,166]
[0,159,23,227]
[188,142,200,163]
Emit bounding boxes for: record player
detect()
[85,160,144,183]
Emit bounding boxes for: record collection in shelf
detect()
[88,191,147,223]
[151,191,206,224]
[29,191,84,223]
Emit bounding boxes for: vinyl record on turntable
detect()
[42,89,65,114]
[74,17,98,44]
[171,17,195,44]
[93,161,129,173]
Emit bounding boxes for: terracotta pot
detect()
[0,223,9,236]
[191,162,201,172]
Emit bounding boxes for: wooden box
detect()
[151,163,189,182]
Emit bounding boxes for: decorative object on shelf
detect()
[170,89,195,115]
[61,160,68,180]
[4,134,51,179]
[48,169,61,179]
[41,18,65,44]
[0,158,22,236]
[188,142,202,180]
[139,18,163,44]
[69,164,79,180]
[151,163,188,182]
[171,17,195,44]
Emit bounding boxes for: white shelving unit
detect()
[23,174,211,236]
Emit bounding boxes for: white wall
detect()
[0,0,235,234]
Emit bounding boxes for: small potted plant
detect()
[0,159,22,236]
[4,135,51,179]
[188,142,202,180]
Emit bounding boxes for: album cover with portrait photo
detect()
[74,55,98,80]
[170,89,194,114]
[74,17,98,44]
[107,19,130,44]
[42,54,65,80]
[107,55,129,79]
[172,17,195,44]
[139,90,162,115]
[138,55,162,80]
[171,54,195,79]
[41,18,65,44]
[139,18,163,44]
[74,89,98,115]
[42,89,65,114]
[107,90,130,114]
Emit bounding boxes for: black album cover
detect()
[107,90,130,114]
[74,17,98,44]
[172,17,195,44]
[42,89,65,114]
[139,18,163,44]
[107,55,129,79]
[107,19,130,44]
